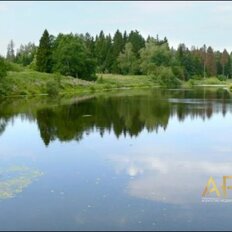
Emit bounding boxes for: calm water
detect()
[0,88,232,230]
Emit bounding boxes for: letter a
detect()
[202,176,220,197]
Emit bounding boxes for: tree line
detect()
[1,29,232,82]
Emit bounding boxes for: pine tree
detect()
[6,40,15,62]
[95,30,108,72]
[220,49,229,76]
[104,34,114,73]
[36,29,52,73]
[127,30,145,58]
[206,46,217,76]
[111,30,124,73]
[199,44,207,78]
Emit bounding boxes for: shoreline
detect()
[0,71,231,98]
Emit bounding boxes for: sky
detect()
[1,1,232,56]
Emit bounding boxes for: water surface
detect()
[0,88,232,230]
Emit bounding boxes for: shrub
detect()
[192,75,203,80]
[0,80,12,96]
[230,85,232,92]
[157,66,181,88]
[188,79,195,86]
[4,61,23,72]
[54,72,62,87]
[172,66,185,80]
[217,75,227,81]
[86,73,97,82]
[46,80,59,96]
[96,75,104,84]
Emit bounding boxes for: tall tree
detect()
[117,42,138,75]
[140,38,171,75]
[36,29,53,73]
[94,30,110,73]
[111,30,124,73]
[127,30,145,58]
[206,46,217,76]
[15,42,37,66]
[220,49,229,76]
[104,34,114,73]
[52,33,96,80]
[6,40,15,62]
[199,44,207,78]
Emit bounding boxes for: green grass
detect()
[182,77,232,88]
[1,70,94,96]
[96,73,155,88]
[2,68,232,97]
[0,70,158,97]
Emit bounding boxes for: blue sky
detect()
[1,1,232,56]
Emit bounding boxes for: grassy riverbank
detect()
[1,68,232,97]
[0,70,157,97]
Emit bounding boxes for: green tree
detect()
[52,33,96,80]
[117,42,138,75]
[15,42,37,66]
[176,44,203,80]
[206,46,217,76]
[94,31,113,73]
[127,30,145,58]
[104,34,114,73]
[0,57,7,79]
[220,49,229,76]
[140,39,171,75]
[36,29,53,73]
[111,30,124,73]
[6,40,15,62]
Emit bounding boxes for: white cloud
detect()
[111,151,232,204]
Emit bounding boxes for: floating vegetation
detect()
[0,166,43,200]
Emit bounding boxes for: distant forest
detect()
[1,29,232,82]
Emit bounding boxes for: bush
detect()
[192,75,203,80]
[0,80,12,96]
[157,66,181,88]
[84,73,97,82]
[188,79,195,86]
[172,66,185,80]
[230,85,232,92]
[46,80,59,96]
[54,72,62,87]
[5,61,23,72]
[217,75,227,81]
[96,75,104,84]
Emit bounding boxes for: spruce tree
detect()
[6,40,15,62]
[206,46,217,76]
[111,30,124,73]
[220,49,229,76]
[128,30,145,58]
[36,29,52,73]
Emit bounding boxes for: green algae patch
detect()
[0,166,43,200]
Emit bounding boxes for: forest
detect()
[0,29,232,86]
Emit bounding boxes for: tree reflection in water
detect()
[0,88,231,146]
